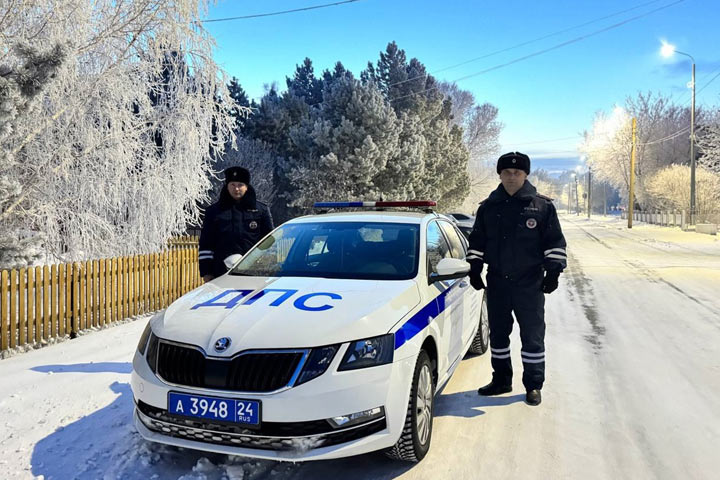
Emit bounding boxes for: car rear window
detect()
[230,222,420,280]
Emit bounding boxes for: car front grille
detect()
[155,341,305,393]
[136,401,387,452]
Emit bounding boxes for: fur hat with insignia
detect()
[496,152,531,175]
[224,166,250,185]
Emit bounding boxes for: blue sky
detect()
[204,0,720,172]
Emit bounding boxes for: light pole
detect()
[661,42,696,224]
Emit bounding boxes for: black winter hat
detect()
[496,152,531,175]
[224,166,250,185]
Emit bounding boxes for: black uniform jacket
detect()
[467,181,567,280]
[198,186,274,278]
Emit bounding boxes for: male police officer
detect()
[199,167,273,282]
[467,152,567,406]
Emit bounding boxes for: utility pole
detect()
[587,167,592,219]
[574,176,580,216]
[628,117,637,229]
[690,60,696,224]
[567,183,572,214]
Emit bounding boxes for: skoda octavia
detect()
[131,201,489,462]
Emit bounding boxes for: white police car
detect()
[131,201,489,462]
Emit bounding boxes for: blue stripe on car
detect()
[394,281,463,350]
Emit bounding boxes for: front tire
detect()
[469,289,489,354]
[385,350,435,462]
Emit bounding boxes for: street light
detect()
[661,41,696,224]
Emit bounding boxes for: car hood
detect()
[152,275,421,356]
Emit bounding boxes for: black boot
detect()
[525,389,542,406]
[477,380,512,396]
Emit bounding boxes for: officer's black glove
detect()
[470,274,485,291]
[542,272,560,294]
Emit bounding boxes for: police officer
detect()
[467,152,567,406]
[199,167,274,282]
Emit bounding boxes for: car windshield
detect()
[230,221,420,280]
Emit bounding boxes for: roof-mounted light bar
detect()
[313,201,437,208]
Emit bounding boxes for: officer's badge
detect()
[526,218,537,229]
[249,221,258,230]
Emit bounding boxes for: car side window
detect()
[426,221,452,275]
[438,221,466,259]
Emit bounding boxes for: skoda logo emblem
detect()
[214,337,232,352]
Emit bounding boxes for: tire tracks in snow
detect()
[569,219,718,319]
[565,250,605,352]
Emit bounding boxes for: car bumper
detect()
[130,349,416,461]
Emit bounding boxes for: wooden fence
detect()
[1,238,201,356]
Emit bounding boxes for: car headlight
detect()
[295,345,339,386]
[146,333,160,373]
[338,334,394,371]
[137,321,152,355]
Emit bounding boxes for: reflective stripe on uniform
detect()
[491,353,511,360]
[545,254,566,260]
[521,351,545,363]
[198,255,214,260]
[491,346,510,353]
[521,351,544,357]
[544,247,566,256]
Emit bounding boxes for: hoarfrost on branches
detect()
[0,0,239,268]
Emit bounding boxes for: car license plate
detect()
[168,392,260,426]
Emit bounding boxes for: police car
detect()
[131,201,489,462]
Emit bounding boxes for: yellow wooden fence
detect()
[1,238,201,355]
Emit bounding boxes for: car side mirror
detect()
[429,258,470,283]
[224,254,243,270]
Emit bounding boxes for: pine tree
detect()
[227,77,251,129]
[286,58,323,106]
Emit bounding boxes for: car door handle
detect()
[459,280,469,288]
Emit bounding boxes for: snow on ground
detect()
[1,215,719,479]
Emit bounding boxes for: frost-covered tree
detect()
[697,117,720,174]
[283,77,402,207]
[363,43,472,209]
[1,42,67,268]
[645,164,720,215]
[579,92,707,209]
[438,82,502,213]
[0,0,238,268]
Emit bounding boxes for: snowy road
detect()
[1,215,719,480]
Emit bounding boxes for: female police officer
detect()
[467,152,567,406]
[199,167,273,282]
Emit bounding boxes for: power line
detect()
[639,126,690,146]
[389,0,664,89]
[389,0,686,104]
[197,0,364,23]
